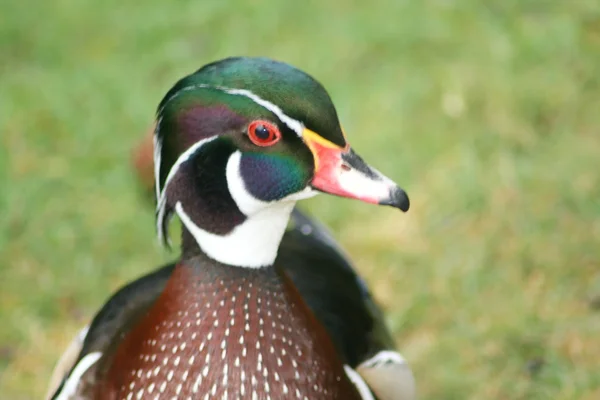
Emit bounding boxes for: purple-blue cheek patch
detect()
[239,153,309,202]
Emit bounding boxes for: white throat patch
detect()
[171,151,316,268]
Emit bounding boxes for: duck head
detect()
[155,57,409,267]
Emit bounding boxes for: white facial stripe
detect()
[226,150,317,210]
[155,136,218,243]
[225,151,269,216]
[222,88,303,135]
[54,352,102,400]
[157,136,218,207]
[344,365,375,400]
[156,84,304,136]
[153,119,163,202]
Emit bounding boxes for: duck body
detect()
[50,211,414,399]
[49,57,414,399]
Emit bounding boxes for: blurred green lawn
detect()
[2,0,600,398]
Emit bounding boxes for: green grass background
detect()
[2,0,600,398]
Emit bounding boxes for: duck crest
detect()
[98,253,362,399]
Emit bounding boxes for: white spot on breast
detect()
[222,365,228,385]
[192,374,202,393]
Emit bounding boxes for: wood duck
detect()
[48,57,414,400]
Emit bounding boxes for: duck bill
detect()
[303,129,410,212]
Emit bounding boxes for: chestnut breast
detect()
[97,256,362,399]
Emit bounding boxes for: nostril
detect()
[341,162,351,172]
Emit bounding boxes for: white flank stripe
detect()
[55,352,102,400]
[77,325,90,342]
[344,365,375,400]
[359,350,407,368]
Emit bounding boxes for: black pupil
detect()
[254,125,271,140]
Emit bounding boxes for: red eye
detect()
[247,120,281,147]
